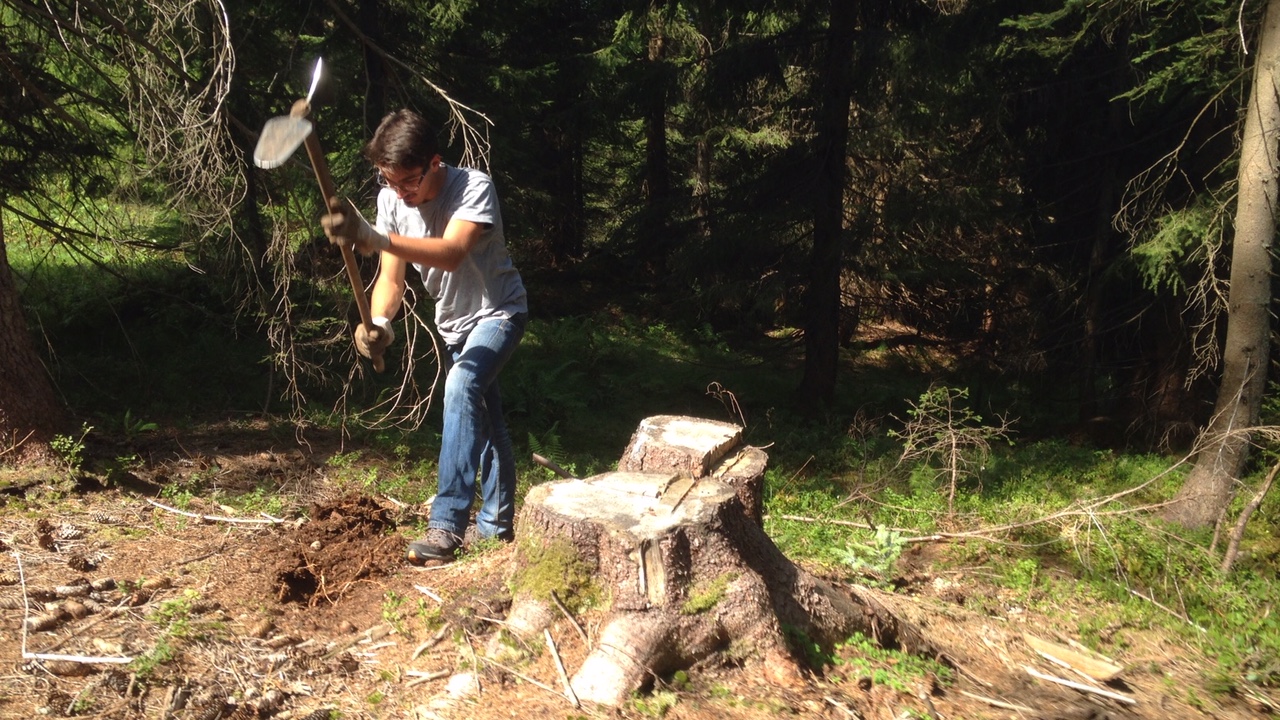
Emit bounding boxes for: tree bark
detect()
[1165,0,1280,528]
[798,0,857,408]
[642,1,671,209]
[0,212,68,465]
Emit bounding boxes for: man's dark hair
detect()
[363,109,440,169]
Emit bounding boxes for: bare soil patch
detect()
[0,425,1271,719]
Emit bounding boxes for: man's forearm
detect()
[370,256,407,321]
[385,233,468,272]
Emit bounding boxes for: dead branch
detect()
[321,0,492,170]
[544,629,580,708]
[1221,458,1280,572]
[1127,588,1207,633]
[412,624,452,660]
[1023,665,1136,705]
[405,669,451,688]
[13,549,134,665]
[549,590,589,647]
[145,498,281,525]
[0,430,36,459]
[478,654,567,703]
[413,584,443,603]
[956,689,1036,713]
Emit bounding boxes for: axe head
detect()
[253,114,313,169]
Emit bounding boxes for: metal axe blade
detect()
[253,114,313,169]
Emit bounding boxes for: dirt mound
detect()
[265,493,405,605]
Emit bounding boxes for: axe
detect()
[252,58,385,372]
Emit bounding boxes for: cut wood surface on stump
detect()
[509,415,937,707]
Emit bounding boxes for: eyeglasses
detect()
[376,168,428,194]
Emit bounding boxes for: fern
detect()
[528,427,575,478]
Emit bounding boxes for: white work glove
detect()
[321,197,390,255]
[355,316,395,361]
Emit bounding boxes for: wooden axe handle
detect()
[293,100,385,373]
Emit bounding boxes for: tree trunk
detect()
[503,416,933,707]
[1078,35,1132,423]
[0,212,68,465]
[798,0,857,407]
[642,1,670,209]
[691,37,713,240]
[1165,0,1280,528]
[357,0,388,138]
[539,119,585,264]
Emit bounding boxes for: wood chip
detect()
[1023,633,1123,682]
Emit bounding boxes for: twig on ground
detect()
[176,544,225,567]
[549,590,589,647]
[145,498,280,525]
[823,695,861,718]
[0,430,36,459]
[772,455,814,496]
[322,623,393,660]
[767,514,910,533]
[13,550,132,664]
[1222,459,1280,572]
[768,450,1198,549]
[462,632,482,694]
[1128,588,1206,633]
[544,629,580,708]
[412,624,452,660]
[957,689,1035,713]
[405,669,451,688]
[414,584,443,603]
[417,584,448,599]
[1023,665,1136,705]
[479,654,567,702]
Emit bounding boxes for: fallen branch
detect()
[773,450,1202,549]
[1222,459,1279,572]
[957,689,1036,713]
[322,623,393,660]
[478,654,565,701]
[549,590,589,647]
[414,584,443,603]
[14,550,132,665]
[145,498,280,525]
[544,629,580,709]
[1023,665,1136,705]
[822,695,861,719]
[26,651,133,664]
[0,430,36,459]
[405,669,451,688]
[1128,588,1206,633]
[412,625,452,660]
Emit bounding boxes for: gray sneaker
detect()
[406,528,462,565]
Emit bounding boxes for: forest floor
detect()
[0,420,1272,720]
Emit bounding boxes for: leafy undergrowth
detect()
[0,419,1277,720]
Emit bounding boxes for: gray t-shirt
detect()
[374,164,527,345]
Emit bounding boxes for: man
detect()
[321,108,528,565]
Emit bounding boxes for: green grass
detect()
[830,632,954,692]
[765,431,1280,696]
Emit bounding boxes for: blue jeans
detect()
[429,313,526,538]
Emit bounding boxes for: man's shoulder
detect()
[452,164,494,186]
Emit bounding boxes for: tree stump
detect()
[618,414,768,526]
[509,415,929,707]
